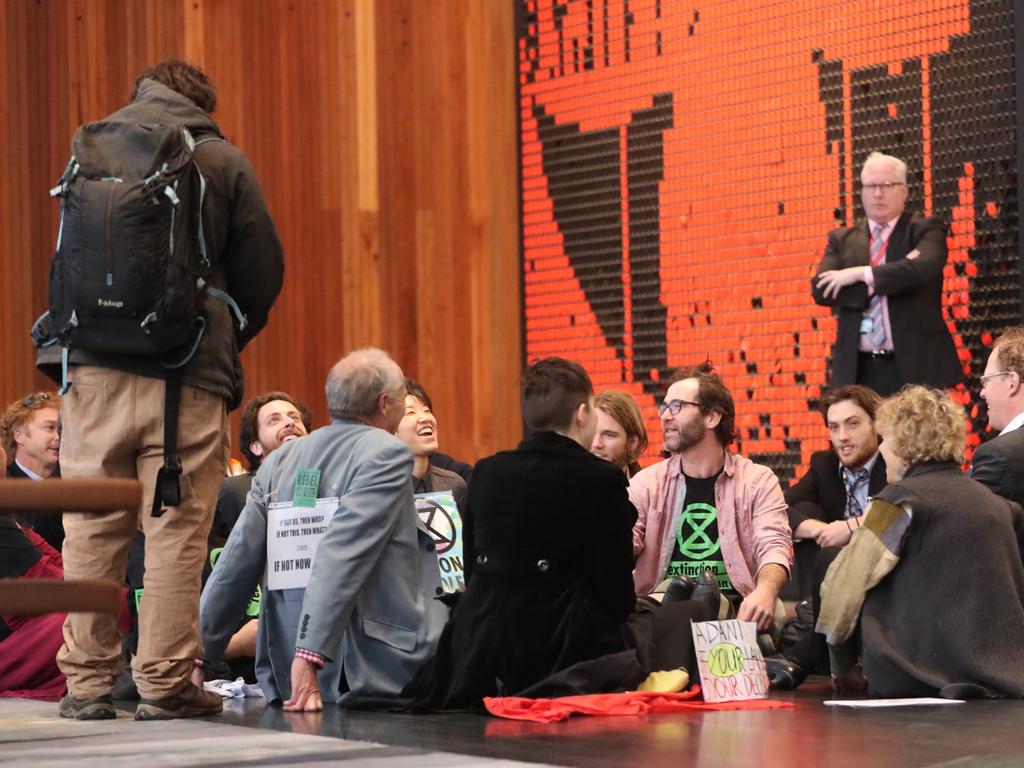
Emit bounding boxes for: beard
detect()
[664,416,706,453]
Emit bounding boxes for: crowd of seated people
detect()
[6,327,1024,708]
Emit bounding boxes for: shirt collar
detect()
[14,458,44,481]
[1000,411,1024,436]
[837,450,880,478]
[867,214,902,235]
[669,449,735,478]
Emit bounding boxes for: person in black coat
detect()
[972,327,1024,507]
[403,358,713,709]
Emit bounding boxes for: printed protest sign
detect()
[691,619,769,702]
[266,497,337,590]
[415,491,464,593]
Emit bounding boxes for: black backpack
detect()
[35,116,246,515]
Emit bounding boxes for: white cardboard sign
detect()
[266,497,337,591]
[691,619,769,702]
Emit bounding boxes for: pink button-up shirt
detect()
[628,451,792,596]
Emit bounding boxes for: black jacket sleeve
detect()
[784,464,828,532]
[221,151,284,349]
[970,442,1013,501]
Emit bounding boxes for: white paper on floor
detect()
[824,697,964,708]
[204,677,265,698]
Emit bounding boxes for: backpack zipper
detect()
[102,178,122,287]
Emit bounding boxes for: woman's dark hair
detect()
[521,358,593,433]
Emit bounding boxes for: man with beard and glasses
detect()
[629,363,792,636]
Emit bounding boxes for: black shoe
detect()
[662,575,697,604]
[765,656,808,690]
[58,693,116,720]
[691,569,722,617]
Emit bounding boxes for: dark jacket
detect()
[414,463,468,512]
[865,463,1024,698]
[403,431,638,708]
[431,452,474,486]
[209,472,253,554]
[37,79,284,410]
[5,461,64,552]
[812,213,963,390]
[785,449,887,531]
[970,427,1024,508]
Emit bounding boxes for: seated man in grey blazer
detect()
[199,348,446,711]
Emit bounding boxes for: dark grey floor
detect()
[0,698,552,767]
[209,678,1024,768]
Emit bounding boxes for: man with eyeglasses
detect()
[0,391,64,550]
[971,327,1024,506]
[812,151,963,396]
[629,363,792,636]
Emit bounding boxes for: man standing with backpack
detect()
[36,60,284,720]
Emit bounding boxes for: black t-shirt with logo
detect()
[665,469,737,596]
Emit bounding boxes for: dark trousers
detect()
[856,353,903,397]
[785,545,843,672]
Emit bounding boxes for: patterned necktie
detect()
[865,224,888,348]
[841,466,871,519]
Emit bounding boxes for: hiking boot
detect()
[135,684,223,721]
[58,693,116,720]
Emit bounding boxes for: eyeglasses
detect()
[980,370,1014,386]
[657,399,701,417]
[861,182,906,194]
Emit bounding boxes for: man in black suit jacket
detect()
[1,391,64,550]
[767,385,887,689]
[972,327,1024,506]
[813,152,963,396]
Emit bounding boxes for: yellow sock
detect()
[633,668,690,693]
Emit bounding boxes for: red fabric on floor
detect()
[484,687,796,723]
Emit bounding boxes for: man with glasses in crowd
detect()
[812,151,963,396]
[629,363,792,635]
[972,327,1024,506]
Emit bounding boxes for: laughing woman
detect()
[817,385,1024,698]
[395,380,468,512]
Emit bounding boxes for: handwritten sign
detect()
[415,491,464,593]
[266,497,337,590]
[691,619,769,702]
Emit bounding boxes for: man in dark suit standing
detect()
[767,385,887,689]
[813,152,963,396]
[972,327,1024,506]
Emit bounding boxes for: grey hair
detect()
[861,151,907,184]
[325,348,404,420]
